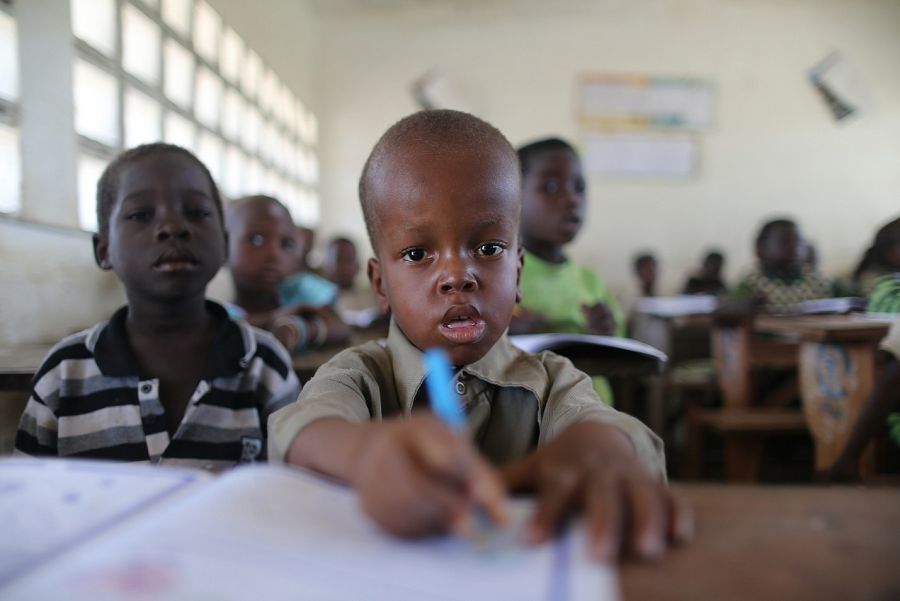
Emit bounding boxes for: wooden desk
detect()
[0,345,50,391]
[754,315,894,470]
[620,484,900,601]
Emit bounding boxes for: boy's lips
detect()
[438,305,486,345]
[153,250,199,272]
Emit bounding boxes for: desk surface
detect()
[755,314,894,342]
[620,484,900,601]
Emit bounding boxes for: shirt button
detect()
[140,383,152,394]
[455,381,466,395]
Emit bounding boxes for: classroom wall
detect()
[312,0,900,301]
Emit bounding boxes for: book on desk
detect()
[0,458,617,601]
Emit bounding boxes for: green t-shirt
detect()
[518,251,626,337]
[518,251,625,404]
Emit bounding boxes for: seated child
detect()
[322,236,380,318]
[683,250,726,295]
[225,195,349,352]
[509,138,624,338]
[15,143,300,469]
[732,218,832,311]
[508,137,624,403]
[633,252,658,298]
[270,110,689,559]
[851,216,900,297]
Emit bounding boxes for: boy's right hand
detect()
[349,414,508,538]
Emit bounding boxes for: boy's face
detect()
[757,224,802,269]
[93,153,225,305]
[637,260,657,286]
[324,240,360,289]
[520,148,586,247]
[367,142,523,366]
[228,201,298,295]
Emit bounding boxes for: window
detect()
[69,0,320,231]
[0,6,20,214]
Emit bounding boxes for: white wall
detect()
[313,0,900,301]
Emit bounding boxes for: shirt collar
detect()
[86,300,254,379]
[385,318,547,413]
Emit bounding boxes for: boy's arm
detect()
[500,351,689,560]
[15,390,58,456]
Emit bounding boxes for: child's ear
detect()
[515,246,525,304]
[367,257,391,314]
[92,234,112,270]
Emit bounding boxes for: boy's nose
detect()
[155,217,190,241]
[438,257,477,294]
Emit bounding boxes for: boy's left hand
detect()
[501,421,692,561]
[581,303,617,336]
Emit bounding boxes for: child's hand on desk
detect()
[502,421,692,561]
[350,414,508,538]
[581,302,617,336]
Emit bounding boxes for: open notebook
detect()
[0,458,617,601]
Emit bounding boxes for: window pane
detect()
[308,114,318,146]
[0,123,21,213]
[221,86,243,141]
[220,27,243,84]
[137,0,160,9]
[245,157,262,193]
[194,66,222,129]
[283,91,296,133]
[193,0,221,66]
[241,104,260,153]
[161,0,191,40]
[124,86,162,148]
[77,154,107,232]
[222,144,245,198]
[259,68,278,116]
[295,99,309,145]
[241,50,261,99]
[73,59,120,147]
[260,119,276,163]
[164,38,194,109]
[122,4,161,85]
[196,131,223,185]
[0,12,18,101]
[71,0,116,57]
[164,111,196,150]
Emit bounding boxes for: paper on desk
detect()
[0,458,206,587]
[4,464,618,601]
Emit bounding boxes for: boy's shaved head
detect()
[225,194,292,229]
[358,109,520,250]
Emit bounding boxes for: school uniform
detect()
[268,319,666,481]
[733,265,833,311]
[15,301,300,471]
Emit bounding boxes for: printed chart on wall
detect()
[576,75,714,179]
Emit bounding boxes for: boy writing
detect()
[16,144,300,469]
[225,195,349,352]
[270,111,689,559]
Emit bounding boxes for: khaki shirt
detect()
[269,320,666,480]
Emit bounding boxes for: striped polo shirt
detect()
[15,301,301,471]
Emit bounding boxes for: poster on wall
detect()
[808,52,872,122]
[577,75,714,130]
[583,131,695,179]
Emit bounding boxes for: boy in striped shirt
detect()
[15,143,300,470]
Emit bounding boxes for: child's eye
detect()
[542,180,560,194]
[476,242,505,257]
[574,180,586,194]
[126,209,151,222]
[249,234,265,247]
[186,208,212,219]
[281,237,297,251]
[401,248,427,263]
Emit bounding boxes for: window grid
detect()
[0,0,20,215]
[72,0,319,230]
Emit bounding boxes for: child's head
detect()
[225,195,297,297]
[755,218,802,270]
[871,217,900,270]
[633,252,658,289]
[359,109,522,365]
[92,143,226,304]
[323,236,360,290]
[702,251,724,278]
[517,138,586,250]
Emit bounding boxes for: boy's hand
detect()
[581,303,617,336]
[502,421,692,561]
[349,414,508,538]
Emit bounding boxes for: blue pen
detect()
[423,348,507,549]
